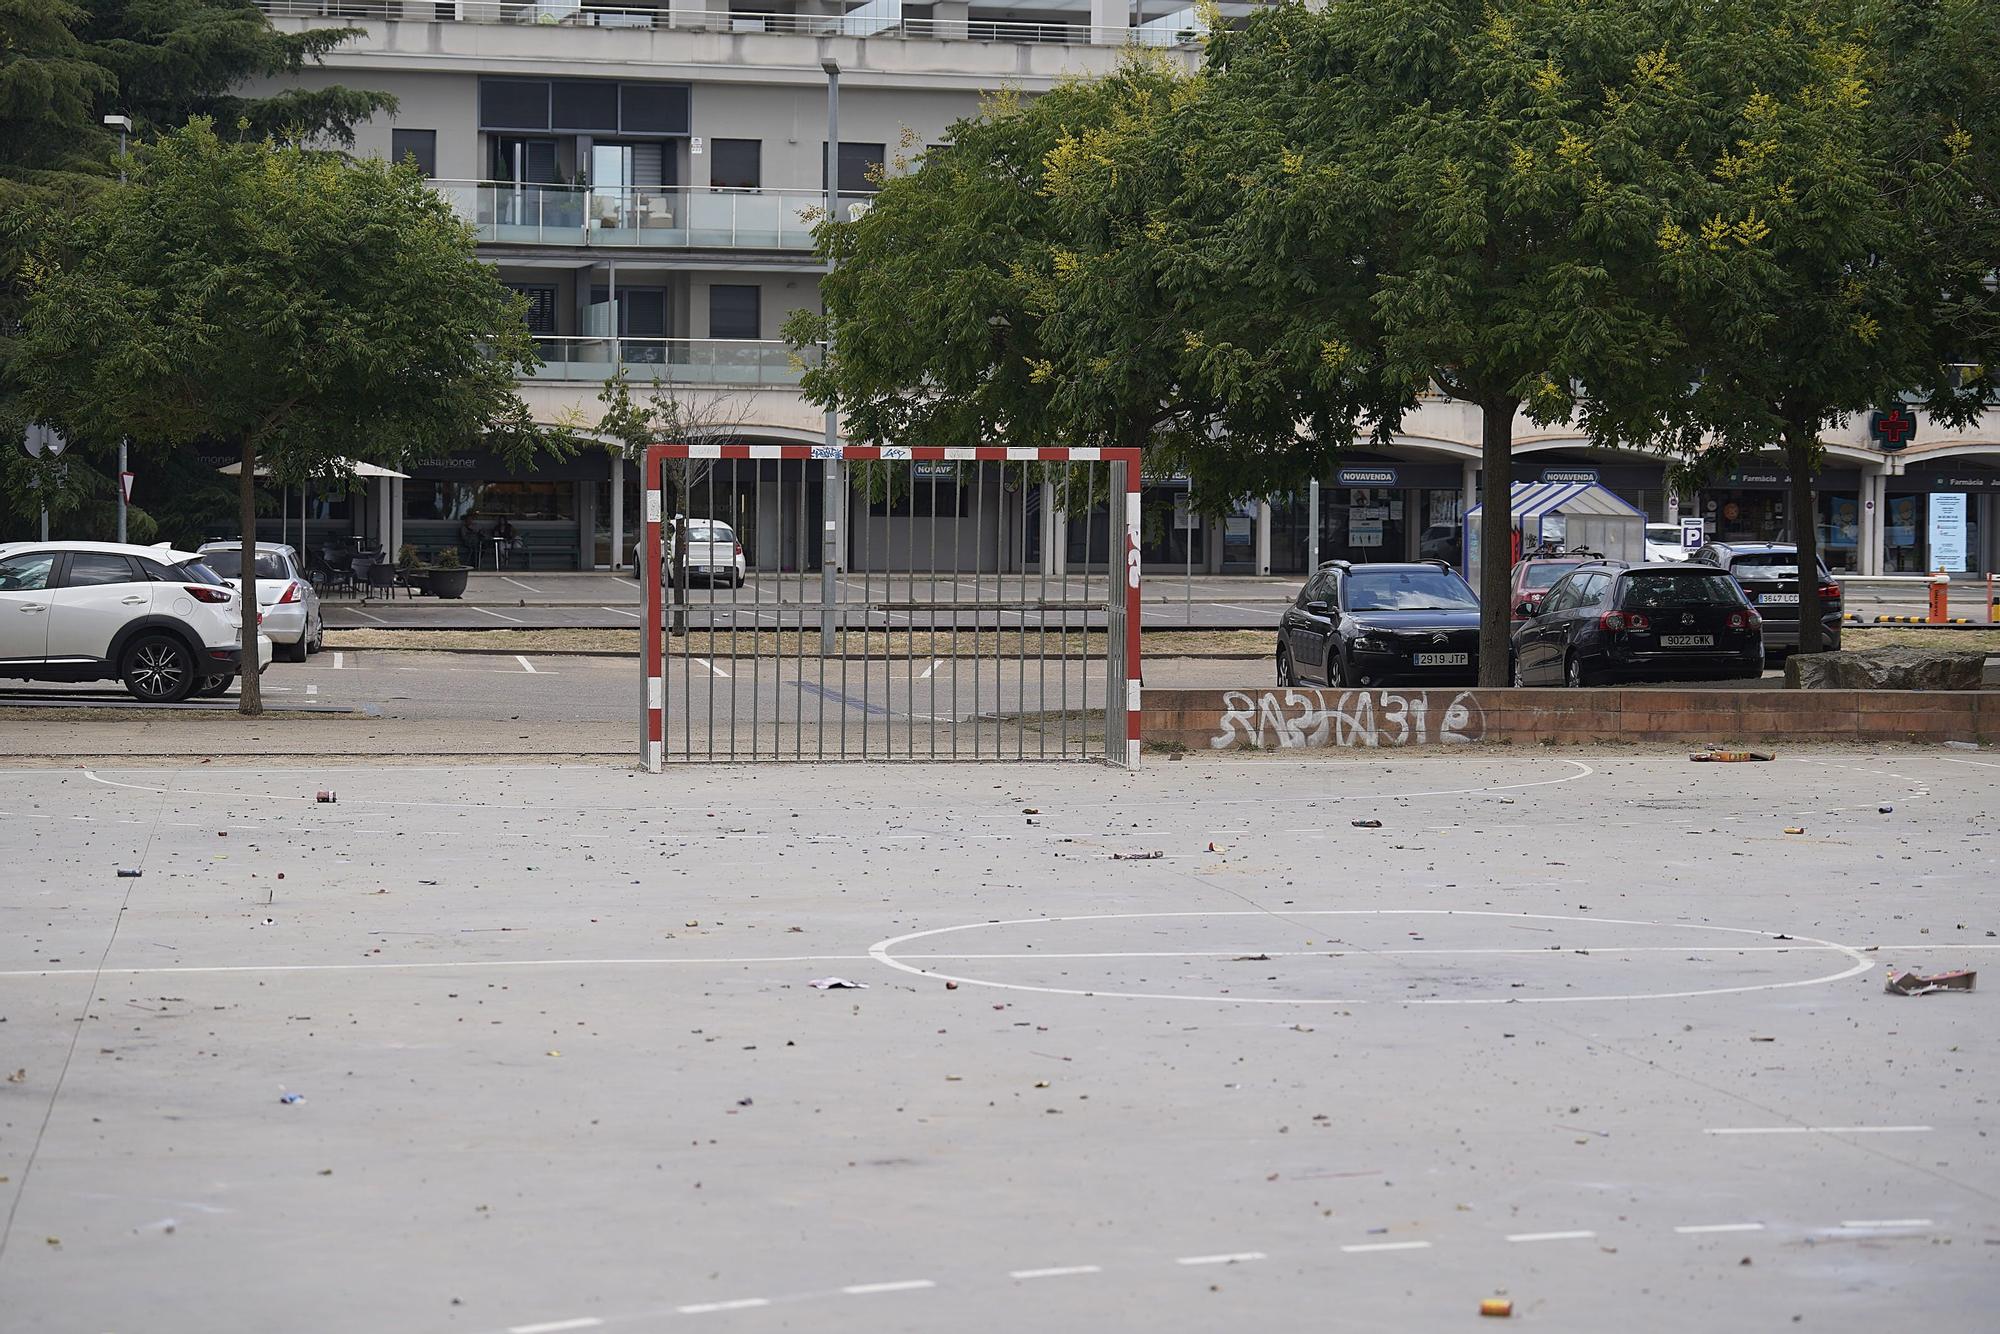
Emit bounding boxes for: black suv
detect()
[1278,560,1481,687]
[1511,560,1764,686]
[1687,542,1840,653]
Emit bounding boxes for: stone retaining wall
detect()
[1145,686,1999,752]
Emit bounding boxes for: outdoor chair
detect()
[364,560,409,601]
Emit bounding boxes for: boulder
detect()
[1786,644,1987,691]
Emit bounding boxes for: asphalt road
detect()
[0,752,1992,1331]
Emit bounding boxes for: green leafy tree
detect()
[1650,0,2000,653]
[12,120,550,712]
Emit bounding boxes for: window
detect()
[709,138,761,189]
[552,80,620,134]
[1728,551,1828,582]
[479,77,690,137]
[823,141,886,194]
[1619,572,1745,610]
[200,551,291,581]
[866,483,970,518]
[1521,560,1586,589]
[1343,568,1478,612]
[1297,573,1331,607]
[1575,573,1612,607]
[506,284,559,334]
[0,552,55,592]
[390,129,437,179]
[135,556,179,582]
[63,553,138,587]
[708,284,761,339]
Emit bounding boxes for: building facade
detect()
[246,2,2000,578]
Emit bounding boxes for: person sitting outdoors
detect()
[456,514,483,567]
[495,516,525,569]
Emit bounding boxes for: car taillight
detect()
[277,581,300,604]
[734,542,743,558]
[185,585,231,604]
[1599,610,1649,633]
[1727,608,1761,630]
[1818,582,1841,601]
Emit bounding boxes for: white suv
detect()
[0,541,273,703]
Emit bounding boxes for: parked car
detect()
[1418,524,1460,565]
[1645,523,1692,562]
[1277,559,1482,687]
[1510,560,1764,686]
[196,541,324,662]
[629,518,748,586]
[1509,554,1598,622]
[1687,541,1841,654]
[0,540,272,703]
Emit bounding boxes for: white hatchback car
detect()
[0,541,272,703]
[196,541,324,662]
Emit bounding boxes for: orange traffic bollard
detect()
[1928,569,1951,624]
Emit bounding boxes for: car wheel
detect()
[193,672,234,698]
[1510,655,1527,688]
[306,617,323,655]
[122,634,196,704]
[279,636,308,664]
[1326,648,1348,688]
[1276,645,1298,687]
[1565,653,1596,689]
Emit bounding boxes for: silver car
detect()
[195,542,325,663]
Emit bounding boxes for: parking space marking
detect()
[515,655,538,674]
[1339,1241,1432,1254]
[472,607,526,624]
[500,577,541,594]
[306,684,318,696]
[691,657,731,679]
[348,608,388,624]
[1506,1231,1596,1243]
[331,653,344,669]
[1840,1219,1933,1229]
[600,606,642,619]
[1175,1252,1264,1266]
[841,1280,934,1296]
[1705,1126,1930,1136]
[917,658,945,680]
[676,1299,771,1315]
[1674,1223,1764,1235]
[508,1319,602,1334]
[1009,1266,1101,1280]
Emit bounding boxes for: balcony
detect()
[527,336,811,386]
[258,1,1203,47]
[442,181,866,251]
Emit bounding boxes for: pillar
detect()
[932,0,969,38]
[668,0,705,29]
[1460,460,1478,524]
[610,449,625,570]
[1090,0,1127,44]
[1306,478,1320,570]
[1254,499,1272,575]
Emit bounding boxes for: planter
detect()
[427,566,469,599]
[400,568,431,596]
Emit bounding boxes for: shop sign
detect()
[1869,406,1917,451]
[1929,493,1968,571]
[1337,467,1398,487]
[1540,467,1598,484]
[1680,518,1705,549]
[1351,505,1388,547]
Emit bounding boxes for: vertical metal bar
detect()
[860,461,872,761]
[928,464,939,760]
[972,459,986,758]
[642,447,664,773]
[1015,470,1026,760]
[906,463,918,762]
[837,458,847,760]
[1123,454,1143,769]
[805,460,817,762]
[1082,467,1098,759]
[1057,471,1069,758]
[1036,468,1048,758]
[730,460,742,761]
[951,458,962,760]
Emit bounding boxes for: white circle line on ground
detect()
[865,910,1875,1006]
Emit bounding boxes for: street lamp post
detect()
[820,59,841,654]
[105,114,133,543]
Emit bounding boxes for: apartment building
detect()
[249,2,2000,579]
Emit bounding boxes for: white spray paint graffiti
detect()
[1210,689,1486,750]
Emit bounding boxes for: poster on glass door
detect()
[1928,492,1967,571]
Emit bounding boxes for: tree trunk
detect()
[236,436,263,716]
[1786,430,1823,656]
[1478,395,1520,687]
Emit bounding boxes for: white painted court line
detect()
[1175,1252,1265,1266]
[500,577,541,594]
[514,654,538,674]
[917,658,945,680]
[348,608,388,624]
[1705,1126,1931,1136]
[472,606,525,623]
[841,1280,934,1296]
[676,1299,771,1315]
[1506,1230,1596,1243]
[1340,1241,1432,1254]
[508,1319,602,1334]
[691,656,731,679]
[1840,1219,1933,1229]
[1674,1223,1764,1235]
[600,605,643,618]
[331,652,344,669]
[1009,1265,1102,1280]
[0,953,878,980]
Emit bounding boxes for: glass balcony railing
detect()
[437,181,871,250]
[527,336,812,386]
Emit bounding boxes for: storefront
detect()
[1884,463,2000,574]
[1265,461,1468,573]
[405,446,630,570]
[1695,463,1865,571]
[1510,457,1676,521]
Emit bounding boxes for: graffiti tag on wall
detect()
[1210,689,1486,750]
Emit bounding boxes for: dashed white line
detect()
[601,605,643,619]
[1506,1230,1596,1243]
[1674,1223,1765,1235]
[514,654,538,674]
[1340,1241,1433,1254]
[348,607,388,624]
[472,606,525,623]
[1705,1126,1931,1136]
[500,577,541,594]
[691,656,731,679]
[841,1280,935,1296]
[331,652,344,669]
[1175,1252,1265,1266]
[1009,1265,1102,1280]
[1840,1218,1933,1229]
[675,1299,771,1315]
[917,657,945,680]
[305,683,318,696]
[508,1319,603,1334]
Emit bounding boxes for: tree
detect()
[1649,0,2000,653]
[12,120,550,713]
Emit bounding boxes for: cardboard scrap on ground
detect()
[807,977,868,990]
[1112,850,1164,861]
[1690,750,1775,762]
[1884,968,1976,996]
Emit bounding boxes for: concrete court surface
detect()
[0,751,1995,1333]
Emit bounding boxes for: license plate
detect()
[1660,634,1714,647]
[1759,592,1799,605]
[1413,652,1468,666]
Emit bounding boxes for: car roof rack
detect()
[1316,559,1352,571]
